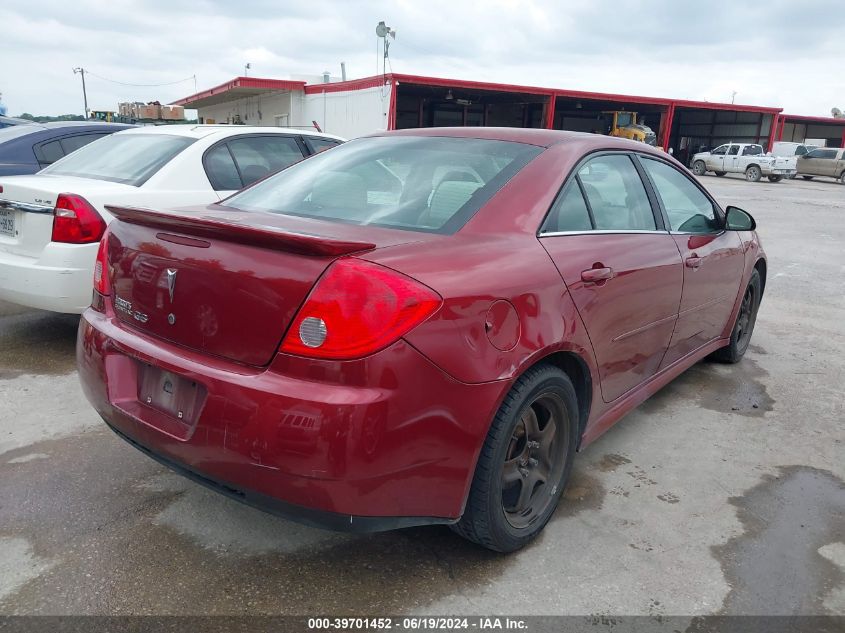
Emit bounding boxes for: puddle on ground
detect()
[712,466,845,615]
[553,467,606,519]
[0,311,80,378]
[595,453,632,472]
[639,357,774,418]
[0,536,54,602]
[0,428,515,614]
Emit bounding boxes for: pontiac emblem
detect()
[166,268,178,302]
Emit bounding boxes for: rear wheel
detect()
[712,269,762,363]
[802,175,814,180]
[767,175,782,182]
[715,171,727,177]
[452,365,578,552]
[692,161,707,176]
[745,165,762,182]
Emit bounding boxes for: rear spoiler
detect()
[105,206,376,257]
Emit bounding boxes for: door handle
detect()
[685,256,703,269]
[581,266,615,283]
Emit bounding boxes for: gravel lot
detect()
[0,175,843,617]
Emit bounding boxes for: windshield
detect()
[223,135,542,234]
[616,113,633,127]
[41,133,196,186]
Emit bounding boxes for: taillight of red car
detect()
[280,258,442,360]
[91,230,111,311]
[52,193,106,244]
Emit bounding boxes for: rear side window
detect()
[577,155,656,231]
[204,144,242,191]
[303,136,341,154]
[41,134,195,186]
[224,136,541,234]
[34,140,64,166]
[542,182,592,233]
[640,158,719,233]
[795,145,808,156]
[227,136,305,186]
[742,145,762,156]
[59,133,107,155]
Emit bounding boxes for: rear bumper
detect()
[105,419,455,532]
[77,307,508,528]
[0,242,95,313]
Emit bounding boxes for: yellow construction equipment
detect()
[605,111,657,146]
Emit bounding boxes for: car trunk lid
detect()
[0,175,132,257]
[104,204,421,366]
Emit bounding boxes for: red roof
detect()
[779,113,845,125]
[173,77,307,108]
[176,72,783,115]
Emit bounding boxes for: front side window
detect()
[224,136,541,234]
[577,155,656,231]
[711,145,727,156]
[41,133,196,186]
[807,149,837,160]
[727,145,740,156]
[641,157,719,233]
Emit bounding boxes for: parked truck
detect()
[691,142,796,182]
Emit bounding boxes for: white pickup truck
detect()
[691,143,796,182]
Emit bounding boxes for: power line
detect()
[84,70,196,88]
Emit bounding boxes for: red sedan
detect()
[77,128,765,552]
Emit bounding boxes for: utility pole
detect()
[73,68,89,119]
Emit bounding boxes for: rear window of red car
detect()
[223,135,542,234]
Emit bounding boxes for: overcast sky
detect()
[1,1,843,117]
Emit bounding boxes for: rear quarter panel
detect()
[365,140,607,384]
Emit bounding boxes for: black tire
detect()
[839,172,845,185]
[715,171,727,177]
[745,165,762,182]
[767,175,782,182]
[452,364,578,552]
[692,161,707,176]
[712,268,762,363]
[802,175,814,180]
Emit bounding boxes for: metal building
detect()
[174,73,843,156]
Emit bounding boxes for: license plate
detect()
[0,209,15,237]
[138,365,202,423]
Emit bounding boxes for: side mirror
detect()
[725,206,756,231]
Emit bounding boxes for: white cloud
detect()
[1,0,843,116]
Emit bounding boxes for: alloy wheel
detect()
[501,393,569,529]
[736,284,756,349]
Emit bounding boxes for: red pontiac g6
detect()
[77,128,765,552]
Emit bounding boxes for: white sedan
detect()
[0,125,343,313]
